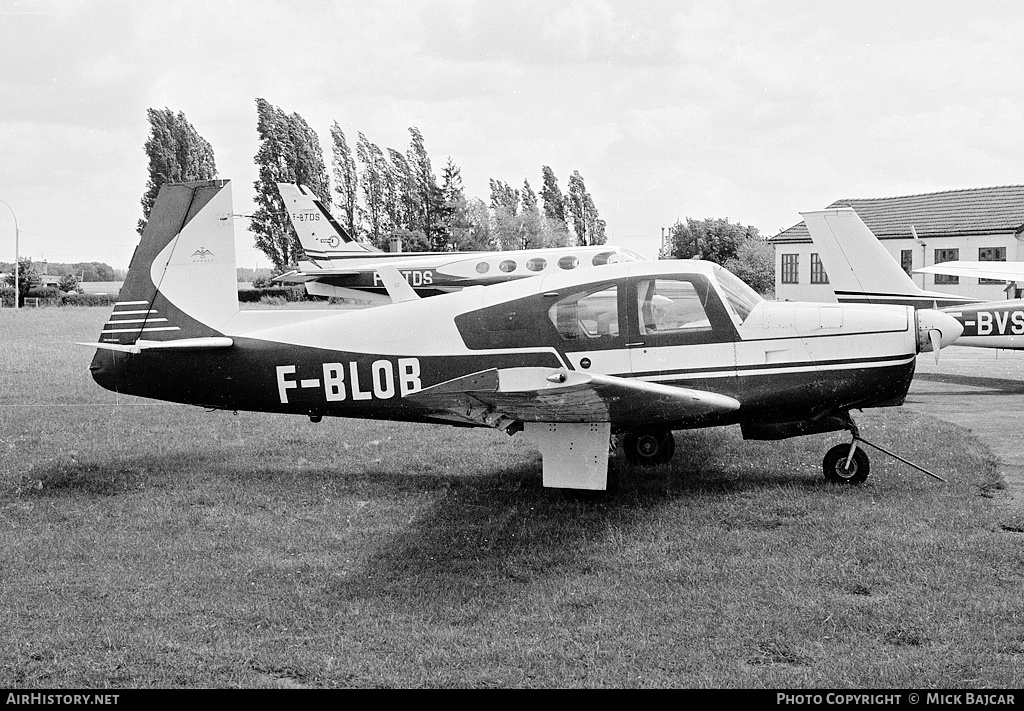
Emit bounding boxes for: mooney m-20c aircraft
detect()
[85,181,962,490]
[274,183,646,303]
[803,208,1024,350]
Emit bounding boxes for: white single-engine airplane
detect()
[802,208,1024,350]
[85,181,962,490]
[274,183,646,303]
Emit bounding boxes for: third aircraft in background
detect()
[802,207,1024,351]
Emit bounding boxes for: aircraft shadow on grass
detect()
[912,372,1024,395]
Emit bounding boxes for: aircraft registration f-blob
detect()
[86,181,963,490]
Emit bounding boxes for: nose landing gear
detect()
[822,414,947,485]
[823,441,870,484]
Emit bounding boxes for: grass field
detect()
[1,307,1022,689]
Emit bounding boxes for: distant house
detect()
[770,185,1024,302]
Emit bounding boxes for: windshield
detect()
[712,265,763,323]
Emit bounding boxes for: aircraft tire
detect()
[822,444,870,484]
[622,428,675,466]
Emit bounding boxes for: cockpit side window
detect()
[548,285,620,340]
[632,276,738,345]
[636,279,713,336]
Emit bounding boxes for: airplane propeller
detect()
[929,328,943,364]
[915,309,964,364]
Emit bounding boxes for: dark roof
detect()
[773,185,1024,242]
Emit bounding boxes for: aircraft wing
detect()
[406,367,740,428]
[914,261,1024,283]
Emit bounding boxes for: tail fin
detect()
[276,183,376,258]
[98,179,238,346]
[800,208,978,308]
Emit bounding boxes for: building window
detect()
[810,253,829,284]
[781,254,799,284]
[934,248,959,285]
[901,250,913,276]
[979,247,1006,285]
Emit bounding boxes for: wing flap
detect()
[407,367,740,427]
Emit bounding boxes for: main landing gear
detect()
[620,427,675,466]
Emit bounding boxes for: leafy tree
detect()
[58,273,80,293]
[489,179,519,216]
[461,197,495,251]
[330,122,359,235]
[440,158,475,250]
[723,237,776,295]
[664,217,758,263]
[516,179,545,249]
[406,127,446,250]
[540,166,566,223]
[566,171,605,245]
[250,98,330,271]
[663,216,773,293]
[356,132,391,250]
[138,108,217,235]
[385,147,414,236]
[5,257,41,306]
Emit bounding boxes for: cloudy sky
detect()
[1,0,1022,271]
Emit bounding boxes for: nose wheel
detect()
[621,428,675,465]
[822,442,870,484]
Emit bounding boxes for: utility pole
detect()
[0,199,17,309]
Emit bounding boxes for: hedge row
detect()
[1,287,315,308]
[237,286,308,303]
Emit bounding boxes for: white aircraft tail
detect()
[94,180,238,347]
[277,183,375,259]
[801,208,977,308]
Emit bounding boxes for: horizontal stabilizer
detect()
[79,337,234,355]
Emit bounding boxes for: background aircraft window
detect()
[592,251,617,266]
[476,262,490,274]
[499,260,517,273]
[527,258,547,272]
[636,279,712,336]
[548,286,619,340]
[558,255,579,270]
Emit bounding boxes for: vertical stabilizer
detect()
[800,208,975,308]
[99,180,237,345]
[801,208,922,301]
[277,182,375,258]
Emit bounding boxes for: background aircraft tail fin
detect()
[277,182,373,258]
[96,180,238,346]
[801,208,926,304]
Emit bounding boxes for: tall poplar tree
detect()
[406,127,446,250]
[539,166,566,224]
[138,107,217,235]
[330,122,359,235]
[566,170,605,246]
[356,132,390,250]
[250,98,330,271]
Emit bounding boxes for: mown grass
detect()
[1,307,1022,688]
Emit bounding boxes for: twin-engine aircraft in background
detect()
[84,180,962,491]
[274,183,646,304]
[802,208,1024,350]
